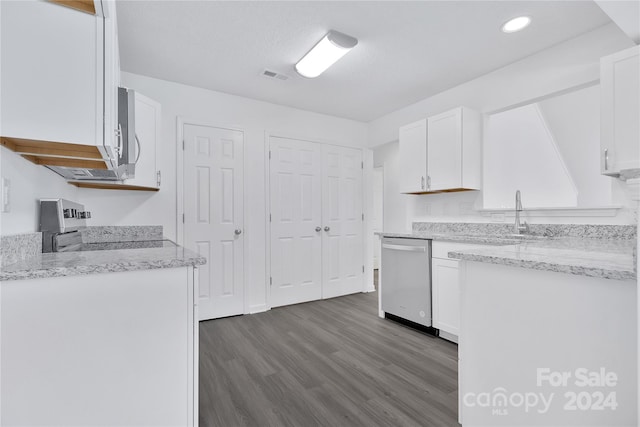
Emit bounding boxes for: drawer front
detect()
[432,241,482,259]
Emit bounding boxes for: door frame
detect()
[176,117,248,316]
[264,130,372,310]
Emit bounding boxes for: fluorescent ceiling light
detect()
[502,16,531,33]
[295,30,358,78]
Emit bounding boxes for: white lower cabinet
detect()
[432,241,482,342]
[1,267,199,426]
[432,257,461,338]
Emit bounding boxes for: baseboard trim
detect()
[248,304,269,314]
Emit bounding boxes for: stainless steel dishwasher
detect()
[381,237,432,327]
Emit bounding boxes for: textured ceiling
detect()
[117,1,612,122]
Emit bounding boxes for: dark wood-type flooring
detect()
[199,277,459,427]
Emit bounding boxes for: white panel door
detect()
[372,167,384,269]
[184,124,244,320]
[269,137,323,308]
[322,145,364,299]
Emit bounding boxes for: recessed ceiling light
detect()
[501,16,531,33]
[295,30,358,78]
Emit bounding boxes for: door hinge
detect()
[270,213,272,222]
[182,213,185,223]
[362,213,364,221]
[182,140,185,150]
[270,277,273,286]
[269,150,272,159]
[361,161,364,169]
[362,265,365,273]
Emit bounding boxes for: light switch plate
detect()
[2,177,11,213]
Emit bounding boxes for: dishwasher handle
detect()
[382,243,427,252]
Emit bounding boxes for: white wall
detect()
[373,141,409,232]
[368,23,637,228]
[0,148,78,235]
[78,72,368,312]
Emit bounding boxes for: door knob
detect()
[324,226,330,232]
[234,229,242,235]
[315,226,321,232]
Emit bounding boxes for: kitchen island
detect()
[450,237,636,426]
[0,230,205,427]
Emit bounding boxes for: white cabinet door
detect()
[128,93,161,188]
[428,109,462,191]
[427,107,482,191]
[601,45,640,175]
[322,145,364,299]
[0,0,102,146]
[398,119,427,193]
[269,137,323,308]
[102,0,120,153]
[432,257,460,337]
[183,124,244,320]
[2,268,196,426]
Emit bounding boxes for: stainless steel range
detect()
[39,199,174,253]
[40,199,91,253]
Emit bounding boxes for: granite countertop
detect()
[378,231,532,245]
[0,242,206,282]
[378,229,636,281]
[448,238,636,281]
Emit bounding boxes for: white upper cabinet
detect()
[127,93,162,189]
[428,107,481,192]
[398,119,428,193]
[102,0,121,156]
[600,45,640,176]
[398,107,481,194]
[0,0,119,159]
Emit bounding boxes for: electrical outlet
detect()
[2,178,10,213]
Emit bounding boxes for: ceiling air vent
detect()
[261,69,289,81]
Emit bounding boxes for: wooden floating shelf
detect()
[403,188,479,195]
[1,136,109,169]
[68,181,160,192]
[48,0,96,15]
[1,136,158,192]
[22,155,108,170]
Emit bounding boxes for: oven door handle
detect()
[382,243,427,252]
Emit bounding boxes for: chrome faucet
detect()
[515,190,529,234]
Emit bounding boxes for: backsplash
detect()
[1,233,42,267]
[412,222,637,240]
[81,226,163,243]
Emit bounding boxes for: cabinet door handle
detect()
[324,226,330,232]
[427,176,431,189]
[421,176,425,190]
[156,170,161,187]
[382,243,426,252]
[315,226,322,232]
[604,149,609,171]
[234,229,242,235]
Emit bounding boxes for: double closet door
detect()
[269,136,364,308]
